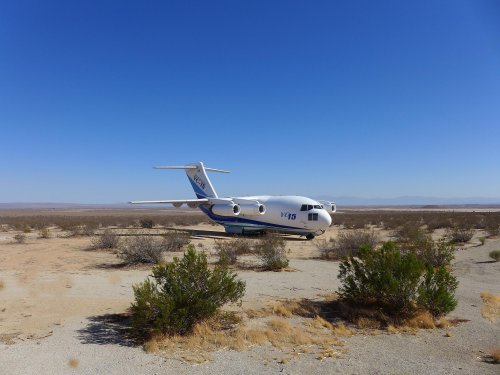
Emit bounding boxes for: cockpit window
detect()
[301,204,322,211]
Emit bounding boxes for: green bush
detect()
[254,235,289,270]
[395,226,456,267]
[338,241,458,316]
[131,245,245,336]
[339,242,424,313]
[417,265,458,316]
[489,250,500,262]
[403,238,456,267]
[422,239,456,267]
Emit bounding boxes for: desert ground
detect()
[0,209,499,374]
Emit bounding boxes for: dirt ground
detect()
[0,222,499,374]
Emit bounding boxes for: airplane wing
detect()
[129,197,237,208]
[129,199,209,208]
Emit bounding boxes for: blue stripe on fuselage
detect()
[198,205,303,230]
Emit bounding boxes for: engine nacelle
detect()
[319,201,336,213]
[211,204,241,216]
[239,203,266,216]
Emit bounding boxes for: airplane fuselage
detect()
[199,195,332,236]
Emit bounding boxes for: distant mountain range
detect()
[2,197,500,209]
[316,196,500,207]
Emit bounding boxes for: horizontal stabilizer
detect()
[154,165,230,173]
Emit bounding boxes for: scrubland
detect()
[0,207,499,374]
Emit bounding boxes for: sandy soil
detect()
[0,224,499,374]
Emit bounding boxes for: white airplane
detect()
[130,162,335,240]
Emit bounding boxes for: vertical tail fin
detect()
[153,162,229,199]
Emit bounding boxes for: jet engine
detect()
[319,201,336,213]
[239,203,266,216]
[211,204,241,216]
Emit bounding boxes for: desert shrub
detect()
[479,237,486,246]
[397,233,456,267]
[140,219,154,229]
[92,229,120,249]
[162,231,191,252]
[417,265,458,316]
[338,241,458,316]
[38,227,51,239]
[318,230,378,260]
[339,242,424,313]
[489,250,500,262]
[394,222,428,245]
[419,239,456,267]
[81,224,98,236]
[13,233,26,244]
[23,226,32,233]
[119,236,164,264]
[447,227,474,243]
[214,240,238,265]
[254,235,289,270]
[486,223,499,237]
[214,238,254,265]
[131,245,245,337]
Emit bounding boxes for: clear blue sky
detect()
[1,1,499,203]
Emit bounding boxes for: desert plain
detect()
[0,208,499,374]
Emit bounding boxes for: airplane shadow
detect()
[77,313,136,347]
[161,227,308,242]
[103,227,309,241]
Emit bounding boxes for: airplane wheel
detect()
[305,234,315,240]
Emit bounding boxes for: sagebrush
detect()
[214,238,253,265]
[318,230,378,260]
[254,235,289,270]
[119,236,164,264]
[92,229,120,249]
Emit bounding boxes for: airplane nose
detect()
[320,211,332,228]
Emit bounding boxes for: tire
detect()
[305,233,315,240]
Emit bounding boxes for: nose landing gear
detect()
[305,233,315,240]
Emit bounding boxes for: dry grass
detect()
[490,348,500,363]
[68,358,79,368]
[331,322,353,336]
[355,317,381,330]
[480,292,500,322]
[246,299,319,319]
[386,324,398,334]
[0,280,4,290]
[144,307,348,363]
[406,311,436,329]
